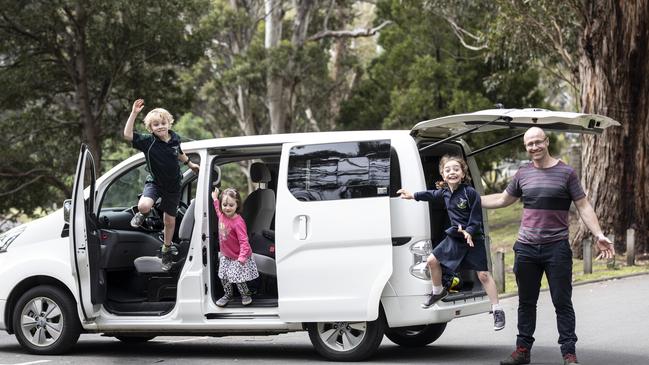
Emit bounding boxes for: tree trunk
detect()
[574,0,649,256]
[265,0,286,134]
[70,2,102,169]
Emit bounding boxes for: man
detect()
[482,127,615,365]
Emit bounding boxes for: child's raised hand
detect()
[132,99,145,114]
[396,189,414,200]
[211,187,219,201]
[458,225,474,247]
[189,162,200,174]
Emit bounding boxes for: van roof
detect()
[180,130,412,152]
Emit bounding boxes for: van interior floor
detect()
[104,300,175,316]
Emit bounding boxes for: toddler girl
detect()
[212,187,259,306]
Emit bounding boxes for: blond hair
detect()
[435,154,471,189]
[143,108,174,132]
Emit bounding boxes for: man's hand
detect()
[396,189,414,200]
[595,234,615,260]
[132,99,144,115]
[211,187,219,201]
[458,225,474,247]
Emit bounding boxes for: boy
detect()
[123,99,199,270]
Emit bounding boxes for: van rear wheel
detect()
[307,317,385,361]
[12,285,81,355]
[385,323,446,347]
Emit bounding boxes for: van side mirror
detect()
[63,199,72,224]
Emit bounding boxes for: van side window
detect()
[287,140,390,201]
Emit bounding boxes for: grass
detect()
[486,203,649,295]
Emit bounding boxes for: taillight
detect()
[408,240,432,280]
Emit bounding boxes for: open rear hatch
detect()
[411,108,620,138]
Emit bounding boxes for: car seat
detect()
[241,162,275,234]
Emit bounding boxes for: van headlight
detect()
[0,226,26,253]
[409,240,432,280]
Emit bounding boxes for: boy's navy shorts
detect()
[142,182,181,217]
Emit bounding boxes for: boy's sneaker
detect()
[130,212,146,228]
[500,346,530,365]
[421,288,448,308]
[161,244,178,271]
[493,309,506,331]
[241,295,252,306]
[563,353,579,365]
[216,295,231,307]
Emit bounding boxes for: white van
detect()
[0,109,618,361]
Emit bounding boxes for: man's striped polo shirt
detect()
[506,160,586,244]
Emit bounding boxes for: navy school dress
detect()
[414,184,488,272]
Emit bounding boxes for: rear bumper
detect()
[381,293,491,328]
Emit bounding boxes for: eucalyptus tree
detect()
[337,0,546,176]
[485,0,649,254]
[188,0,391,140]
[0,0,210,217]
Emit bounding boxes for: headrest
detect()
[250,162,271,183]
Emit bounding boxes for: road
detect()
[1,274,647,365]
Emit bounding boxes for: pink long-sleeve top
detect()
[213,199,252,261]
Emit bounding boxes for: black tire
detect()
[307,315,386,361]
[12,285,81,355]
[115,335,156,343]
[385,323,447,347]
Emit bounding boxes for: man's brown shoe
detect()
[500,346,531,365]
[563,353,579,365]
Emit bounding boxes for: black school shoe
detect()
[160,244,178,271]
[421,288,448,308]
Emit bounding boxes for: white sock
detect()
[432,285,444,295]
[492,304,503,312]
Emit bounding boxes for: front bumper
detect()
[382,293,491,328]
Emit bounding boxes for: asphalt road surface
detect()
[1,274,647,365]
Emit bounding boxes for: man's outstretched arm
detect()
[481,191,518,209]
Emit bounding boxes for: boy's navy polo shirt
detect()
[132,130,183,193]
[414,183,484,239]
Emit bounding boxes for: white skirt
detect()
[218,255,259,283]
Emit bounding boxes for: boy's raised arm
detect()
[123,99,145,142]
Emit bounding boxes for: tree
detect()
[188,0,390,139]
[485,1,649,255]
[338,0,546,175]
[575,1,649,254]
[0,0,209,217]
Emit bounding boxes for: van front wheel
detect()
[12,285,81,355]
[307,318,385,361]
[385,323,447,347]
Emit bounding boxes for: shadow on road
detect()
[0,339,646,364]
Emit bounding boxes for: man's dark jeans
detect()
[513,240,577,356]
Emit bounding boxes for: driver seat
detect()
[134,199,195,274]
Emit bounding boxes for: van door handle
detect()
[297,215,308,240]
